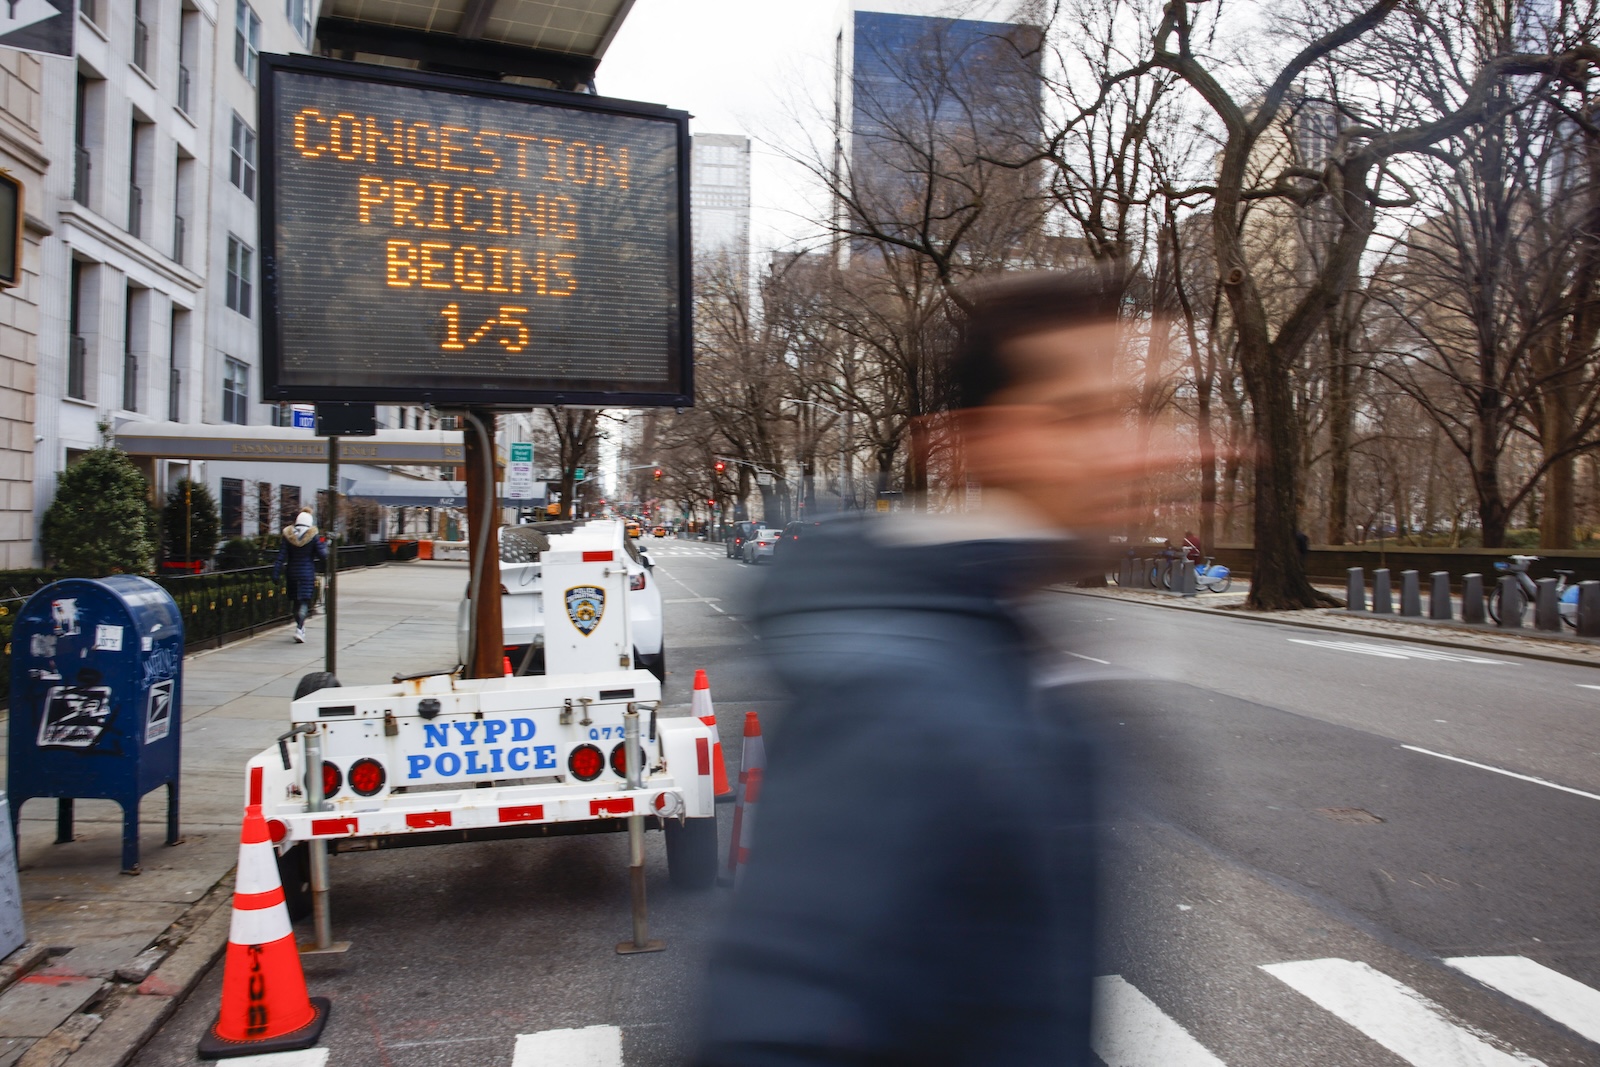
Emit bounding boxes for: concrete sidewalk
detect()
[0,559,468,1067]
[1068,580,1600,667]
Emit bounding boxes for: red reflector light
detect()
[569,744,605,782]
[610,741,631,778]
[582,550,614,562]
[499,804,545,823]
[322,762,342,799]
[405,811,451,829]
[630,572,646,591]
[267,819,288,843]
[348,758,386,797]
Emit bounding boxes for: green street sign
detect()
[510,442,533,463]
[574,468,586,482]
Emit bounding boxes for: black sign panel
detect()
[259,56,692,408]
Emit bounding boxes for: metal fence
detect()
[0,544,400,706]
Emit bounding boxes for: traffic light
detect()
[653,468,663,481]
[714,460,726,474]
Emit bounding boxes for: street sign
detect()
[0,0,73,59]
[574,468,586,482]
[258,55,693,409]
[756,471,772,487]
[505,441,536,499]
[290,405,315,429]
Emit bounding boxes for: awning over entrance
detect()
[346,480,546,508]
[113,422,466,466]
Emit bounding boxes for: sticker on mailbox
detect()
[94,624,123,651]
[145,680,173,744]
[37,686,113,748]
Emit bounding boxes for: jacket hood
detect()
[283,523,319,547]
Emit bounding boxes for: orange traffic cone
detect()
[721,711,766,887]
[503,655,515,677]
[198,805,330,1060]
[692,669,734,802]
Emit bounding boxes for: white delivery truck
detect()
[245,531,720,935]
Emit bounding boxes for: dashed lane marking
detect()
[510,1025,623,1067]
[1288,638,1506,664]
[1446,957,1600,1045]
[1401,745,1600,803]
[1262,958,1545,1066]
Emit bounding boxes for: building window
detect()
[222,357,249,424]
[229,114,256,199]
[280,485,300,524]
[285,0,312,44]
[234,0,260,85]
[226,235,253,316]
[68,261,88,400]
[221,478,244,539]
[257,481,274,536]
[73,75,92,207]
[132,0,149,71]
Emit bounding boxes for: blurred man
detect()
[696,272,1144,1067]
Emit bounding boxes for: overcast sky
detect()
[598,1,842,255]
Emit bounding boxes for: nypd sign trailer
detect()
[258,54,693,409]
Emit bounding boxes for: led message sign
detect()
[259,56,692,407]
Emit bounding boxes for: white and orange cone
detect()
[197,805,330,1060]
[692,669,734,802]
[721,711,766,887]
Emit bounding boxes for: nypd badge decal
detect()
[565,585,606,636]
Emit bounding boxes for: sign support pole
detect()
[325,437,338,675]
[464,411,504,679]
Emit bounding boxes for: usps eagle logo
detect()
[565,585,606,636]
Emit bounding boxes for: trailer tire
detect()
[294,672,341,700]
[634,647,666,684]
[664,816,717,890]
[277,843,313,921]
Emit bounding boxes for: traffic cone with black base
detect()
[719,711,766,888]
[198,804,330,1060]
[692,669,735,802]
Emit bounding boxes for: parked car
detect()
[742,527,782,564]
[456,519,665,681]
[653,526,668,538]
[725,521,758,559]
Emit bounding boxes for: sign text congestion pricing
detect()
[405,717,556,779]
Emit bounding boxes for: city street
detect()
[128,546,1600,1067]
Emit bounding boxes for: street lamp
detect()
[789,399,849,512]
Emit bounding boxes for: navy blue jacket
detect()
[273,526,327,602]
[696,518,1099,1067]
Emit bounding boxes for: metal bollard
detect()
[1497,575,1525,629]
[617,704,665,955]
[1178,560,1197,597]
[1372,568,1393,614]
[1118,558,1131,586]
[1534,578,1560,631]
[1346,567,1366,612]
[1578,581,1600,637]
[1429,572,1452,620]
[1132,559,1145,588]
[1461,574,1486,623]
[1400,570,1422,617]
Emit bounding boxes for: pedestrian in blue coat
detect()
[273,510,326,643]
[697,270,1149,1067]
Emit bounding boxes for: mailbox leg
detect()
[165,781,181,846]
[120,800,140,875]
[55,798,73,844]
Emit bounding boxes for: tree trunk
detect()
[1325,310,1355,545]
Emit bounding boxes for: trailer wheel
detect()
[277,843,313,921]
[634,647,666,684]
[664,816,717,890]
[294,672,341,700]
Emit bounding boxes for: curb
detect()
[29,874,238,1067]
[1060,587,1600,669]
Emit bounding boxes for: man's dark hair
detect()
[952,269,1125,410]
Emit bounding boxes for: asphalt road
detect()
[132,544,1600,1067]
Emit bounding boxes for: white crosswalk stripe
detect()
[1262,958,1545,1066]
[1446,956,1600,1044]
[1287,638,1505,664]
[275,955,1600,1066]
[1093,975,1228,1066]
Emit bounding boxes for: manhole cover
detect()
[1316,807,1384,824]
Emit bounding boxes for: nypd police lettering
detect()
[404,716,555,779]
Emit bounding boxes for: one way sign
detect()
[0,0,74,59]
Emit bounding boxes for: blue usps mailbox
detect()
[7,576,183,874]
